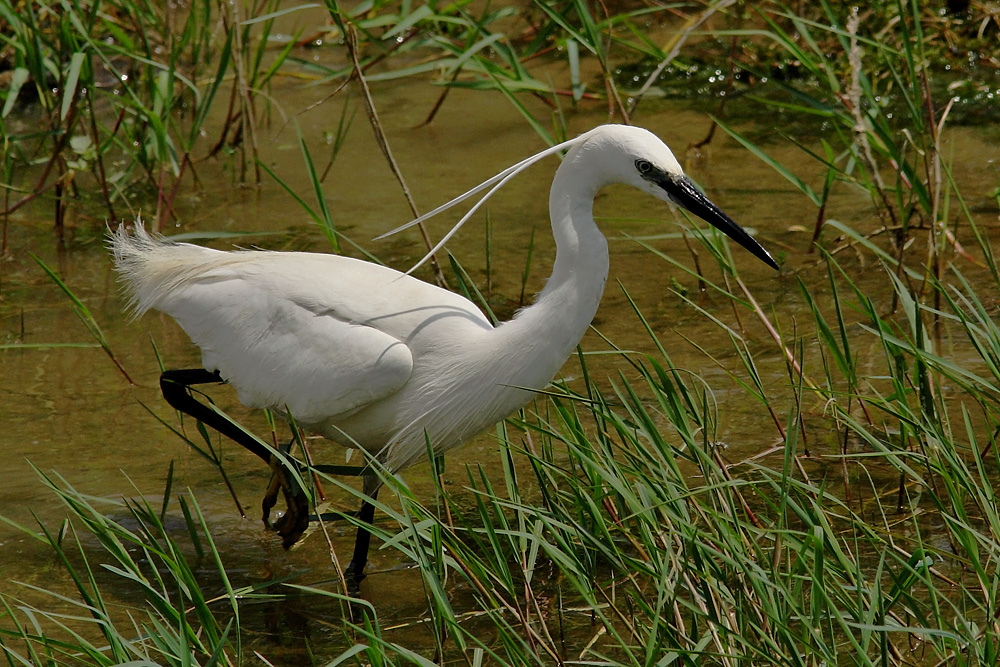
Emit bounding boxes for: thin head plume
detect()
[374,133,587,276]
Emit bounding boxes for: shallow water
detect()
[2,40,999,661]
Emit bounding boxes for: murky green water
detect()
[2,36,999,661]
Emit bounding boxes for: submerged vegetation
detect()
[2,0,1000,665]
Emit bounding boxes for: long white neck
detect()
[494,150,610,385]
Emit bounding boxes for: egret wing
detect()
[156,265,415,424]
[114,229,492,424]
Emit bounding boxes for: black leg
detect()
[159,369,372,557]
[160,369,308,546]
[344,475,379,592]
[160,369,271,463]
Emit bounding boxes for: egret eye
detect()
[635,159,653,175]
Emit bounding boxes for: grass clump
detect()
[0,466,243,666]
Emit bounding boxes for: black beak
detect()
[658,174,778,270]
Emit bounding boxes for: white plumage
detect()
[111,124,775,574]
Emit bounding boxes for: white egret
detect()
[111,123,777,587]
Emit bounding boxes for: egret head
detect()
[378,123,778,274]
[573,124,779,270]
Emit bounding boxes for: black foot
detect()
[160,369,322,549]
[344,559,366,595]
